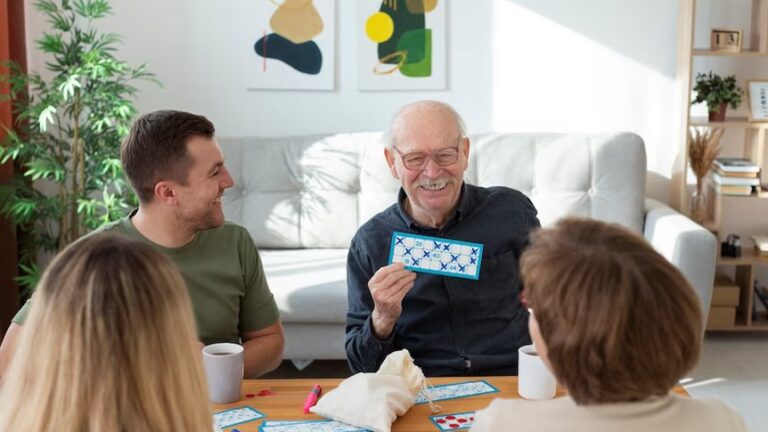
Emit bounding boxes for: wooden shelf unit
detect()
[692,48,768,57]
[674,0,768,210]
[711,250,768,331]
[676,0,768,332]
[690,117,768,129]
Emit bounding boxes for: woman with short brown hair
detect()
[472,218,745,431]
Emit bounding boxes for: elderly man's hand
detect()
[369,262,417,340]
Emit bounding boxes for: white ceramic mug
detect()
[202,342,244,404]
[517,344,557,400]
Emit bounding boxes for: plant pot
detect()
[708,102,728,122]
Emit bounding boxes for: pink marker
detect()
[302,384,322,414]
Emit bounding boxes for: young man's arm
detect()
[241,320,284,378]
[0,323,22,378]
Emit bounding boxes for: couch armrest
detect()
[643,198,717,324]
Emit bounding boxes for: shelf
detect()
[706,316,768,332]
[710,188,768,200]
[706,325,768,332]
[693,48,768,57]
[690,117,768,128]
[717,248,768,265]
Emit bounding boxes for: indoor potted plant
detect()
[0,0,157,291]
[692,72,744,121]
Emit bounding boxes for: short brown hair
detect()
[121,110,214,202]
[521,218,703,404]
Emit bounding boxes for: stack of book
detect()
[709,157,761,196]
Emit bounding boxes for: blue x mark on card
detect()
[388,231,484,280]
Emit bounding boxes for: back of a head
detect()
[521,218,703,405]
[0,233,212,432]
[121,110,214,203]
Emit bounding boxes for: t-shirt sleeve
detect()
[11,298,32,325]
[238,228,280,333]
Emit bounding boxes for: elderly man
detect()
[345,100,541,376]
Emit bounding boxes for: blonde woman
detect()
[0,233,213,431]
[472,218,746,432]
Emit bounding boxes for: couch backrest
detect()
[219,132,646,248]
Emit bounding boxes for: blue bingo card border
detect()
[214,406,265,429]
[388,231,484,280]
[429,411,475,431]
[258,419,370,432]
[415,380,499,404]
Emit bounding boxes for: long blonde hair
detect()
[0,233,213,431]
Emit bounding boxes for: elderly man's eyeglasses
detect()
[393,138,463,171]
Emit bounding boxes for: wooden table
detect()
[214,377,689,431]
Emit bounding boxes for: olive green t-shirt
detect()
[13,213,280,345]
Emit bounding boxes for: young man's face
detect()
[174,136,234,230]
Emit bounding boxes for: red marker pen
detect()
[302,384,322,414]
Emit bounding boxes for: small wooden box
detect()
[707,306,736,328]
[712,276,741,306]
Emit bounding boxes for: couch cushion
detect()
[466,133,646,232]
[260,248,348,323]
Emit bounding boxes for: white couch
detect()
[219,132,717,364]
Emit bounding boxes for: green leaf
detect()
[8,200,37,222]
[36,33,64,54]
[37,105,56,132]
[691,71,744,110]
[15,262,42,294]
[58,74,82,99]
[74,0,111,19]
[34,0,58,14]
[100,157,122,176]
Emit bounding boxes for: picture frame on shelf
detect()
[747,80,768,122]
[710,28,742,52]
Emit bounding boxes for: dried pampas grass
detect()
[688,126,724,181]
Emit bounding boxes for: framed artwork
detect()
[710,28,742,53]
[748,80,768,122]
[356,0,446,91]
[246,0,335,90]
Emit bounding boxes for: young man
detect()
[0,110,284,378]
[346,100,541,376]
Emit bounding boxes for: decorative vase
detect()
[708,102,728,122]
[690,181,707,224]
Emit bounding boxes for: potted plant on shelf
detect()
[0,0,157,292]
[692,72,744,122]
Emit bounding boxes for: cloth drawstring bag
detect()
[310,349,434,432]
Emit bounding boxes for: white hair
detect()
[384,100,467,148]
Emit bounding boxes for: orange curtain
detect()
[0,0,25,338]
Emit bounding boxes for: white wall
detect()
[23,0,689,202]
